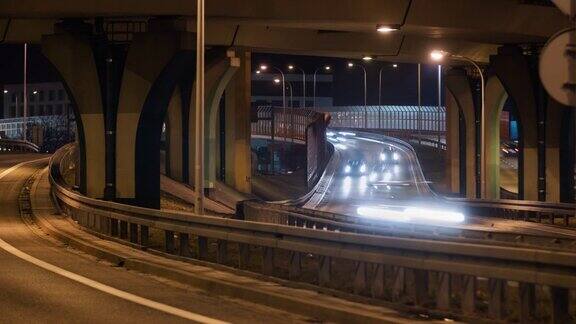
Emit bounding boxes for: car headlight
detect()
[344,165,351,173]
[360,164,367,173]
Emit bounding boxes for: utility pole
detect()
[194,0,205,214]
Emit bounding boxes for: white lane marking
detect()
[0,159,228,324]
[0,238,228,324]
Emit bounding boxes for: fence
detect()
[50,144,576,323]
[314,105,445,133]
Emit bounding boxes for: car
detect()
[379,148,401,164]
[344,159,367,175]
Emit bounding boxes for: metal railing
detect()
[0,138,39,153]
[314,105,446,133]
[50,144,576,322]
[251,106,321,142]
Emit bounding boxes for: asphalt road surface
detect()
[0,155,310,323]
[311,130,576,238]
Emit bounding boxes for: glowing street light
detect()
[3,90,7,94]
[376,24,400,33]
[392,64,398,68]
[259,64,268,71]
[430,50,447,61]
[312,65,332,107]
[347,61,368,127]
[362,55,373,62]
[287,64,306,108]
[273,78,281,84]
[255,70,261,74]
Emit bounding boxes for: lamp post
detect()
[431,50,485,198]
[347,62,368,128]
[288,65,306,108]
[313,65,331,108]
[23,43,28,142]
[378,63,398,128]
[194,0,205,214]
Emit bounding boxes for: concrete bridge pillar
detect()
[42,28,107,198]
[445,68,478,198]
[483,45,573,202]
[222,49,252,194]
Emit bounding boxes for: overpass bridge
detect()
[0,1,575,323]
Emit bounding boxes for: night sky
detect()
[0,44,444,108]
[252,53,445,107]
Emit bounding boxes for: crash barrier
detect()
[50,144,576,323]
[0,138,40,153]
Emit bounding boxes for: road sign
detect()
[539,28,576,107]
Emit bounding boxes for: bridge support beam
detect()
[485,46,540,200]
[445,68,478,198]
[223,49,252,194]
[42,29,107,198]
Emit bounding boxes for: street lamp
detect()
[288,64,306,108]
[431,50,486,198]
[378,64,398,128]
[313,65,331,108]
[347,61,368,128]
[376,24,401,33]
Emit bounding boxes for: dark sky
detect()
[0,44,444,108]
[252,53,445,107]
[0,44,60,85]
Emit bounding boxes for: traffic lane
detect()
[0,161,310,324]
[321,135,423,214]
[0,153,48,173]
[322,133,575,238]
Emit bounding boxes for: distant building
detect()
[2,82,74,119]
[0,82,75,150]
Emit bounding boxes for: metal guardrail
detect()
[0,138,40,153]
[49,144,576,322]
[450,197,576,226]
[314,105,445,133]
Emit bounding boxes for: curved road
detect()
[0,156,309,323]
[308,130,576,237]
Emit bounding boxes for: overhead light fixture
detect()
[362,56,373,61]
[324,65,331,71]
[33,90,38,95]
[392,64,398,68]
[3,90,7,94]
[347,62,354,68]
[255,70,261,74]
[376,24,400,33]
[288,65,294,70]
[273,78,281,84]
[430,50,447,61]
[259,64,268,71]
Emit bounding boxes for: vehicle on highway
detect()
[344,159,367,175]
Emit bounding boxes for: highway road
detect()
[307,130,576,238]
[0,156,310,323]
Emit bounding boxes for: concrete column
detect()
[224,49,252,193]
[446,91,460,194]
[545,99,564,202]
[166,87,183,181]
[204,50,240,188]
[445,69,477,198]
[116,32,179,202]
[42,32,106,198]
[484,46,545,200]
[484,75,507,199]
